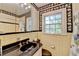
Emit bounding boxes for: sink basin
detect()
[20,42,37,52]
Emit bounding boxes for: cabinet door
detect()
[33,47,42,56]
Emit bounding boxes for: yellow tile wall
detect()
[38,32,72,56]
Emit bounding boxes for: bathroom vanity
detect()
[0,38,42,56]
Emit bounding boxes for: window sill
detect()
[42,32,67,36]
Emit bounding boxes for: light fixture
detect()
[19,3,31,10]
[28,6,31,8]
[24,3,27,5]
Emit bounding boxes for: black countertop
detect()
[2,43,42,56]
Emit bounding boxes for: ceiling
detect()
[0,3,31,16]
[35,3,48,7]
[0,3,48,16]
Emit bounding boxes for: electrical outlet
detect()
[51,45,55,49]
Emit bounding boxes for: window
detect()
[19,19,25,32]
[42,8,67,35]
[44,13,62,34]
[26,17,33,31]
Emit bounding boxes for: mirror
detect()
[0,3,31,34]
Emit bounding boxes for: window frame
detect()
[42,8,67,35]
